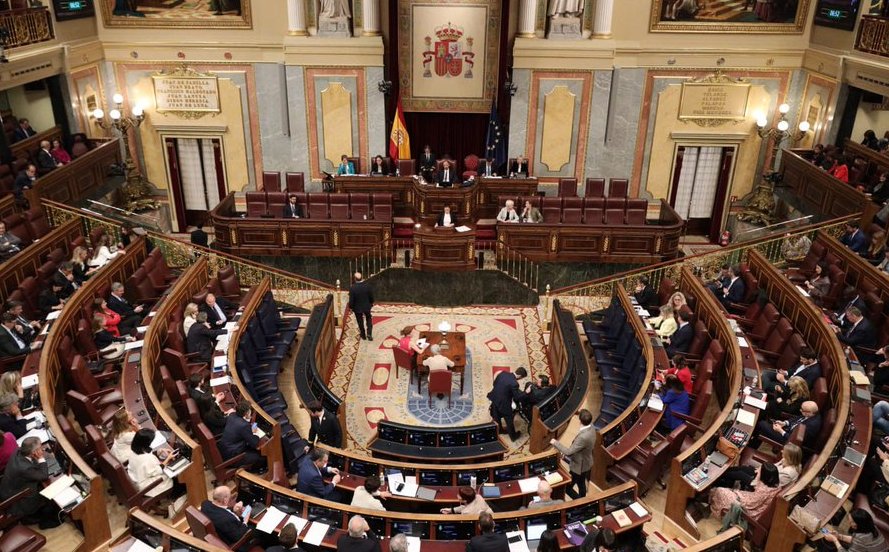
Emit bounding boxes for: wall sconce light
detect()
[756,102,809,173]
[504,72,517,97]
[377,80,392,95]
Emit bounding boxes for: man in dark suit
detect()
[218,401,264,470]
[0,222,22,261]
[761,347,821,398]
[510,155,529,177]
[706,264,731,295]
[437,160,455,187]
[191,223,209,248]
[835,306,877,358]
[665,310,693,357]
[840,221,870,255]
[12,164,36,204]
[0,437,60,529]
[6,300,40,344]
[304,400,342,450]
[201,292,236,328]
[37,282,64,318]
[753,400,821,450]
[337,515,382,552]
[719,265,746,307]
[35,141,59,174]
[479,157,498,178]
[12,119,36,142]
[296,448,342,501]
[348,272,374,341]
[283,195,304,219]
[52,262,79,300]
[107,282,144,335]
[520,375,553,422]
[419,145,436,182]
[0,313,40,367]
[465,512,508,552]
[201,486,251,551]
[487,367,527,441]
[633,277,657,309]
[187,311,227,364]
[435,205,457,228]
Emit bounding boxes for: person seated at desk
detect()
[370,155,389,176]
[716,264,745,307]
[388,534,408,552]
[765,376,808,420]
[305,400,343,450]
[510,155,529,178]
[0,313,40,368]
[423,344,454,373]
[840,220,870,255]
[296,448,342,502]
[94,297,122,336]
[201,292,236,329]
[466,512,507,552]
[0,393,28,439]
[338,515,381,552]
[191,223,209,248]
[0,436,60,529]
[712,443,801,491]
[657,354,693,393]
[496,200,519,223]
[283,194,303,219]
[89,234,124,268]
[350,475,391,511]
[37,282,65,319]
[127,428,177,499]
[752,400,821,450]
[834,306,877,360]
[110,408,140,465]
[201,486,251,551]
[0,372,23,406]
[337,154,356,176]
[479,156,498,177]
[107,282,144,336]
[70,246,97,285]
[439,486,492,515]
[761,347,820,398]
[0,432,16,473]
[664,310,693,358]
[436,205,457,228]
[0,222,22,261]
[708,463,782,533]
[5,301,39,345]
[396,325,422,370]
[633,277,657,310]
[525,480,563,509]
[801,262,830,306]
[437,159,455,187]
[12,164,36,206]
[267,523,301,552]
[520,200,542,223]
[183,302,199,336]
[488,366,527,441]
[51,139,71,166]
[188,311,227,364]
[218,401,264,471]
[521,374,553,422]
[659,375,690,432]
[52,262,79,300]
[36,140,60,174]
[419,145,436,182]
[93,314,134,361]
[649,304,677,339]
[822,508,887,552]
[189,373,232,435]
[12,119,36,142]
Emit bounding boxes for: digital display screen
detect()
[814,0,861,30]
[52,0,95,21]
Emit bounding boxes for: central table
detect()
[417,330,466,394]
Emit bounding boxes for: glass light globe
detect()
[756,117,768,128]
[778,103,790,114]
[777,120,789,132]
[92,108,104,120]
[132,105,144,117]
[437,321,451,333]
[109,109,122,120]
[798,121,810,133]
[112,93,124,104]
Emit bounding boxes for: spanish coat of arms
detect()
[422,22,475,79]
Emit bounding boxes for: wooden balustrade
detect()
[10,126,61,163]
[856,15,889,57]
[0,6,53,48]
[24,138,120,206]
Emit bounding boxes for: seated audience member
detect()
[218,401,264,470]
[52,262,79,299]
[12,119,35,142]
[51,139,71,165]
[0,372,23,402]
[188,373,231,435]
[0,436,60,529]
[660,375,690,431]
[89,234,124,268]
[350,475,390,511]
[834,306,877,359]
[435,205,457,227]
[510,155,529,177]
[201,292,235,328]
[37,281,65,317]
[874,400,889,434]
[439,486,492,515]
[865,230,888,265]
[753,400,821,449]
[182,302,199,336]
[863,129,881,150]
[0,432,16,473]
[283,195,303,219]
[437,159,455,187]
[337,155,355,176]
[201,486,251,550]
[829,155,850,183]
[338,515,381,552]
[709,463,782,532]
[422,344,454,374]
[666,291,688,313]
[526,480,564,509]
[840,221,870,255]
[297,448,342,502]
[801,262,830,306]
[765,376,809,420]
[633,278,657,309]
[658,354,693,393]
[387,534,408,552]
[761,347,821,396]
[537,531,559,552]
[521,374,554,421]
[306,400,343,449]
[190,223,209,247]
[714,443,802,491]
[520,200,542,223]
[0,221,22,260]
[127,428,176,498]
[649,304,677,339]
[496,199,519,223]
[876,248,889,275]
[12,164,36,204]
[107,282,144,335]
[465,512,507,552]
[35,140,59,173]
[0,313,40,365]
[664,310,693,357]
[717,264,745,307]
[70,246,97,285]
[396,325,422,369]
[0,394,27,438]
[781,233,812,262]
[370,155,388,176]
[479,157,498,177]
[110,408,140,465]
[821,509,886,551]
[706,265,731,295]
[5,301,39,344]
[187,311,227,363]
[93,314,133,361]
[94,297,122,336]
[267,523,301,552]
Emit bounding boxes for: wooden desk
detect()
[417,331,466,393]
[412,224,476,272]
[476,177,539,218]
[24,138,120,206]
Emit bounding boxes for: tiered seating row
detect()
[497,195,649,225]
[245,191,393,221]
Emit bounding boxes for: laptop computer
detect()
[416,487,437,501]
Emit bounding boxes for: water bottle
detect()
[470,475,477,488]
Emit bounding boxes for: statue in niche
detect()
[546,0,583,39]
[318,0,352,37]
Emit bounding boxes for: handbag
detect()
[100,342,125,360]
[869,481,889,510]
[717,436,740,461]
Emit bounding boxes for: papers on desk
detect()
[284,514,309,534]
[224,322,239,332]
[629,501,648,518]
[147,311,157,317]
[633,307,650,317]
[506,531,530,552]
[124,340,143,350]
[21,374,38,389]
[390,480,419,498]
[735,409,757,427]
[17,428,50,445]
[406,536,421,552]
[24,411,45,430]
[737,336,749,348]
[517,477,541,494]
[727,318,740,331]
[124,538,158,552]
[136,326,150,334]
[743,394,768,410]
[39,323,49,336]
[256,505,288,533]
[850,370,871,385]
[45,310,61,321]
[544,471,563,485]
[795,285,810,297]
[303,522,330,546]
[647,394,664,412]
[209,376,231,387]
[455,226,472,233]
[213,355,229,369]
[40,475,82,508]
[150,431,168,450]
[416,337,428,350]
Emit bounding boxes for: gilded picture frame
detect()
[650,0,811,33]
[99,0,252,29]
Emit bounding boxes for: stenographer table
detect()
[417,330,466,393]
[412,223,476,272]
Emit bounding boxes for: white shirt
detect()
[111,431,136,465]
[497,207,519,222]
[350,486,386,511]
[213,303,226,324]
[88,245,121,267]
[2,325,25,349]
[443,169,450,181]
[442,213,452,226]
[127,452,173,497]
[183,315,196,336]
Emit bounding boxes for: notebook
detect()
[709,451,729,467]
[480,485,501,498]
[416,486,437,501]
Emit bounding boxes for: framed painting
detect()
[650,0,812,33]
[100,0,252,29]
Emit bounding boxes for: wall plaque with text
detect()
[152,75,220,114]
[679,82,751,121]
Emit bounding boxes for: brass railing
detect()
[552,216,854,314]
[40,200,336,311]
[856,15,889,57]
[1,7,54,49]
[495,239,540,293]
[348,236,394,282]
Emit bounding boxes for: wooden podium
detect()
[412,223,476,272]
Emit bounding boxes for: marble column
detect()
[592,0,614,39]
[287,0,307,36]
[362,0,381,36]
[517,0,536,38]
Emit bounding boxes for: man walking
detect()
[349,272,374,341]
[550,409,596,498]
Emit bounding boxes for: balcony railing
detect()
[0,7,53,49]
[856,15,889,57]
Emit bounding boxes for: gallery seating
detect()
[244,191,393,221]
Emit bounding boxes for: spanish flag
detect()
[389,99,411,162]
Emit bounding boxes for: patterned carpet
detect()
[328,305,550,456]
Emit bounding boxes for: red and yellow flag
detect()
[389,99,411,162]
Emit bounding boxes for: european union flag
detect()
[485,102,507,173]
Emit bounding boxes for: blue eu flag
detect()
[485,103,507,172]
